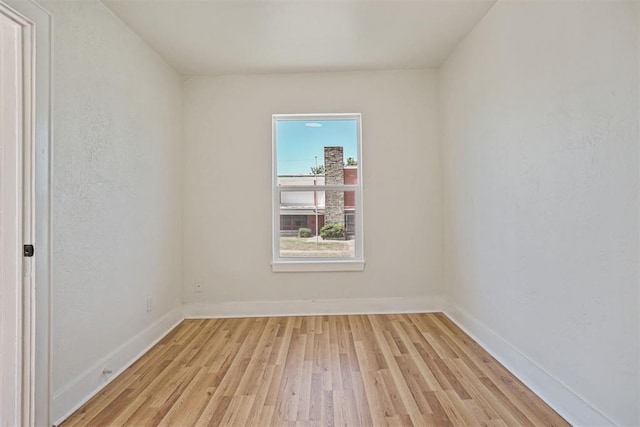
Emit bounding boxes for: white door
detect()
[0,3,34,426]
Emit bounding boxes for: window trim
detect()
[272,113,364,272]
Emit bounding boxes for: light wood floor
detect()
[60,313,569,426]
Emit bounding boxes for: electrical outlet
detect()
[195,283,203,293]
[146,296,153,312]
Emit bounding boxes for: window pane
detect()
[279,190,356,259]
[276,119,358,178]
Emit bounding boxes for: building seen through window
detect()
[273,115,363,263]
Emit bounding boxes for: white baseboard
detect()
[184,295,444,319]
[52,307,184,426]
[444,301,615,427]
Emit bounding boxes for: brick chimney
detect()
[324,147,344,227]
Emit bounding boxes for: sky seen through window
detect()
[276,119,358,176]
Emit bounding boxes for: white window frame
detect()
[272,113,364,272]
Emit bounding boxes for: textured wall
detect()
[439,2,639,425]
[183,70,442,304]
[41,0,183,399]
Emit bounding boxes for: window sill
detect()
[272,260,365,273]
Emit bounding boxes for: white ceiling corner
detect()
[101,0,496,76]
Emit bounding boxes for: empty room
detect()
[0,0,638,426]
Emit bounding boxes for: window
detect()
[272,113,364,272]
[280,215,308,232]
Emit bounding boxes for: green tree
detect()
[320,223,345,239]
[345,157,358,166]
[310,165,325,175]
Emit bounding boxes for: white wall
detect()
[439,2,638,426]
[183,70,442,311]
[40,0,183,420]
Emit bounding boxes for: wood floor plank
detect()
[350,369,374,426]
[59,314,569,427]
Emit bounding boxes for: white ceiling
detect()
[101,0,496,76]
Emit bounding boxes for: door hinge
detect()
[23,244,34,257]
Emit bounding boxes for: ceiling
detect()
[101,0,496,76]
